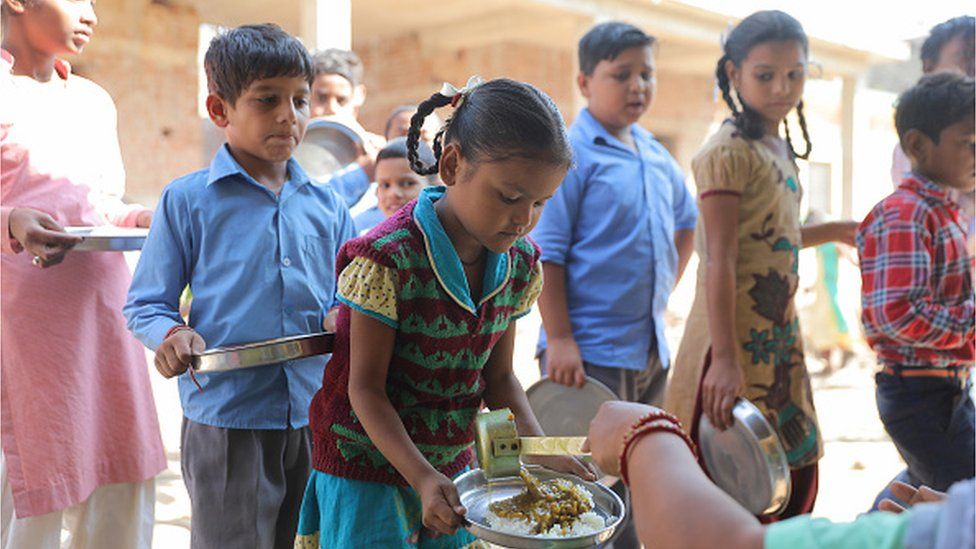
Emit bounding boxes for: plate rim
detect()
[697,398,791,515]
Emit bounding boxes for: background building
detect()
[64,0,913,225]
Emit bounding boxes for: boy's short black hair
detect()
[377,137,437,183]
[921,16,975,71]
[895,72,975,144]
[578,22,655,75]
[205,24,314,106]
[312,49,364,86]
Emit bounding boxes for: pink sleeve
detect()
[1,207,23,254]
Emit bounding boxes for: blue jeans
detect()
[871,372,975,510]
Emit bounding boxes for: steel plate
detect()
[191,332,334,373]
[294,119,363,180]
[526,376,617,438]
[65,226,148,251]
[455,467,623,549]
[697,399,791,515]
[526,376,617,483]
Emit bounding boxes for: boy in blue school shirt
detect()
[532,23,696,547]
[123,25,355,548]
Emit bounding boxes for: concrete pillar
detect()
[841,75,856,219]
[300,0,351,51]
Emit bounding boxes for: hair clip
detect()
[439,75,485,108]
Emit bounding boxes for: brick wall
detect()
[354,31,720,173]
[68,0,203,207]
[60,4,727,206]
[354,33,576,140]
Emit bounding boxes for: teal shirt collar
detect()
[412,186,510,314]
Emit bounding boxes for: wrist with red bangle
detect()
[165,324,194,339]
[618,415,697,486]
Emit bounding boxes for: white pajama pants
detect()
[0,455,155,549]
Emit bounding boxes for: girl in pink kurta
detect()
[0,1,165,547]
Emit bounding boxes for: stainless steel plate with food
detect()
[455,467,623,549]
[65,226,149,251]
[191,333,335,373]
[697,399,791,516]
[293,119,363,180]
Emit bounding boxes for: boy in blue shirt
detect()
[534,21,696,401]
[532,22,697,548]
[124,24,354,548]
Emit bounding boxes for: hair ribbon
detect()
[440,75,484,108]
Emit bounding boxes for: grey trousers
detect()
[539,351,668,549]
[180,418,311,549]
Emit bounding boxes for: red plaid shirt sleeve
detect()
[856,177,975,368]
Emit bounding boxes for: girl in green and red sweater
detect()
[296,77,594,548]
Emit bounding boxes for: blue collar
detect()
[205,144,311,199]
[573,108,650,153]
[412,186,511,315]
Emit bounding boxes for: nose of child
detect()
[80,2,97,27]
[773,75,791,96]
[278,103,298,125]
[323,98,342,117]
[510,206,534,234]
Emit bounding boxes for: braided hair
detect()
[405,78,572,176]
[715,10,812,160]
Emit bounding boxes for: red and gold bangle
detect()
[618,413,677,486]
[619,419,698,486]
[629,410,682,432]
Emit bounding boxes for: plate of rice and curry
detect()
[455,466,623,548]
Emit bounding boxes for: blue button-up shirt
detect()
[124,145,356,429]
[531,108,697,370]
[353,206,385,235]
[330,163,371,208]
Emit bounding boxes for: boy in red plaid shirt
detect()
[856,72,975,510]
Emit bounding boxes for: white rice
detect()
[484,483,607,538]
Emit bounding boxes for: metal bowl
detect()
[697,399,791,516]
[294,119,363,180]
[455,467,623,549]
[65,226,148,251]
[191,332,334,373]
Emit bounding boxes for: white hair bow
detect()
[439,75,485,107]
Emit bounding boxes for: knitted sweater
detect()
[309,187,542,485]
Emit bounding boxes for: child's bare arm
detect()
[346,309,465,533]
[537,262,586,388]
[700,195,744,431]
[801,221,858,247]
[347,310,431,484]
[674,228,695,286]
